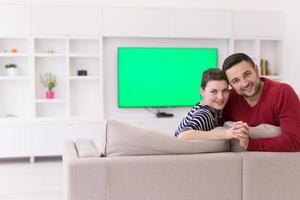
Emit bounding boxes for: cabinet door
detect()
[31,6,102,36]
[0,5,30,35]
[169,10,232,38]
[103,8,168,37]
[31,122,106,156]
[0,125,31,158]
[233,11,284,38]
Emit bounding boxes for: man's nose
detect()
[240,77,249,87]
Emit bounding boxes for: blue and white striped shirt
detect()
[175,103,220,137]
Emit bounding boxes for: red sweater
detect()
[222,78,300,151]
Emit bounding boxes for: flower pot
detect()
[46,91,55,99]
[7,68,18,77]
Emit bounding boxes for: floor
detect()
[0,157,62,200]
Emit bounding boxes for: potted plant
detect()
[40,73,57,99]
[5,63,18,77]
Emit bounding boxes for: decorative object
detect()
[40,73,57,99]
[4,63,18,77]
[77,69,87,76]
[11,48,18,53]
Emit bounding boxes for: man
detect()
[222,53,300,151]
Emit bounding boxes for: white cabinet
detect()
[233,11,284,38]
[169,10,232,38]
[31,5,102,36]
[0,125,31,157]
[31,122,106,156]
[0,5,30,35]
[0,120,106,158]
[103,8,169,37]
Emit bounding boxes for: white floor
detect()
[0,157,62,200]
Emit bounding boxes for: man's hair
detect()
[222,53,256,72]
[201,68,228,89]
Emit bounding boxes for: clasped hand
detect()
[225,121,249,149]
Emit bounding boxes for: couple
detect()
[175,53,300,151]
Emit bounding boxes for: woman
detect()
[175,68,248,140]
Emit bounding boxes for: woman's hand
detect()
[223,121,249,139]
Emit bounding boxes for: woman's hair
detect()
[200,68,228,89]
[222,53,255,73]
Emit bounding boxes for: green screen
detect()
[118,47,218,107]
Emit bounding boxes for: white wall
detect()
[278,0,300,93]
[0,0,283,10]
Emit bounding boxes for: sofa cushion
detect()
[224,122,282,152]
[103,120,229,156]
[75,139,101,158]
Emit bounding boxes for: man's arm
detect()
[247,85,300,151]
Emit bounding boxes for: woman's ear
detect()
[200,87,205,98]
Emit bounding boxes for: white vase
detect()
[7,68,18,77]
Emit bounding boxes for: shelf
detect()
[0,76,29,80]
[69,76,100,80]
[0,53,28,57]
[34,53,66,58]
[69,54,99,58]
[35,99,67,104]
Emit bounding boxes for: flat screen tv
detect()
[118,47,218,108]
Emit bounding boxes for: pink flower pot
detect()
[46,91,55,99]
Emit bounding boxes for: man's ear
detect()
[254,65,260,75]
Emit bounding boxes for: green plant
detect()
[40,73,57,91]
[5,63,17,69]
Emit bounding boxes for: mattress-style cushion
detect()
[103,120,229,157]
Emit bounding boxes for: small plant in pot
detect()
[40,73,57,99]
[5,63,18,77]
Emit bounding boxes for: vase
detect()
[46,91,55,99]
[7,68,18,77]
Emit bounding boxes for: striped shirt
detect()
[174,103,221,137]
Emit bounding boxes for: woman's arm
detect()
[178,121,248,141]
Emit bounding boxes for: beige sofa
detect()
[63,121,300,200]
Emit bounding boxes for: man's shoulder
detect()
[264,78,294,95]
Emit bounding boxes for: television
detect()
[118,47,218,108]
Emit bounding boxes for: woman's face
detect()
[200,80,229,110]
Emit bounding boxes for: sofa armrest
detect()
[75,139,101,158]
[63,140,106,200]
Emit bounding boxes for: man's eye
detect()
[211,90,217,94]
[232,80,239,85]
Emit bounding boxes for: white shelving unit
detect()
[68,38,103,118]
[0,37,32,119]
[0,7,284,160]
[0,36,103,121]
[30,37,103,119]
[230,38,282,80]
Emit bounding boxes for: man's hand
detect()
[231,121,250,149]
[224,121,249,139]
[239,135,249,150]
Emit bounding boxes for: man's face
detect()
[225,61,261,98]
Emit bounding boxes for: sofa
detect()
[63,120,300,200]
